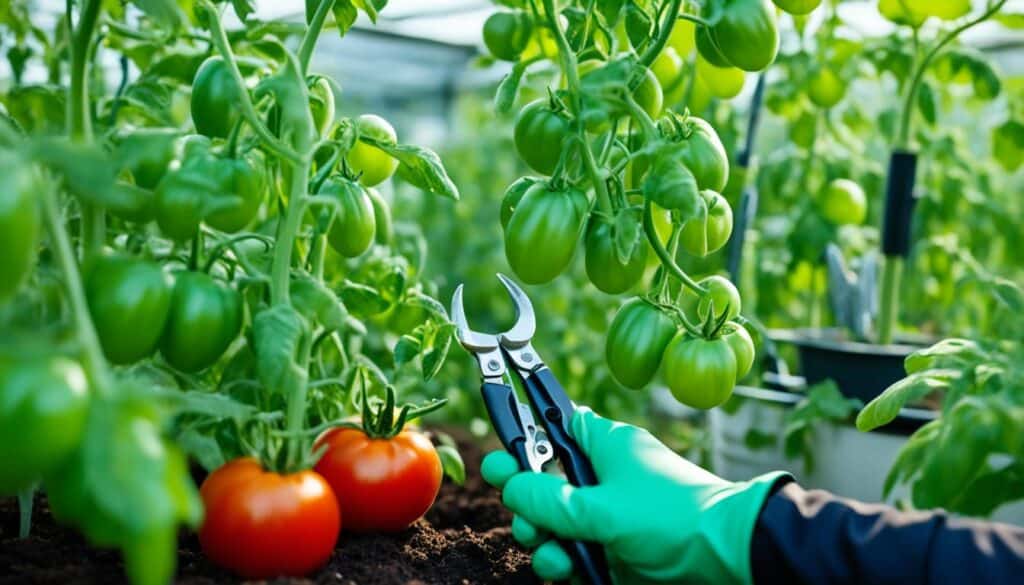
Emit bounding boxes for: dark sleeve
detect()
[750,482,1024,585]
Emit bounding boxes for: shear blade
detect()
[495,273,536,346]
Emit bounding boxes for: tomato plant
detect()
[0,1,463,583]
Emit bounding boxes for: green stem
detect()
[895,0,1007,148]
[283,335,312,471]
[877,256,903,344]
[41,178,111,394]
[309,235,327,279]
[298,0,335,74]
[271,158,311,305]
[676,13,711,28]
[639,0,683,67]
[541,0,614,214]
[200,0,303,164]
[68,0,104,260]
[643,198,705,295]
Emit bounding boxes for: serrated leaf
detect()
[291,274,349,331]
[904,338,987,374]
[363,139,459,200]
[339,280,391,317]
[856,370,958,431]
[612,208,641,265]
[253,305,310,397]
[394,332,423,366]
[436,444,465,485]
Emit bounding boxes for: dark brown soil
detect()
[0,439,539,585]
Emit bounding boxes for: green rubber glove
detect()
[481,407,789,584]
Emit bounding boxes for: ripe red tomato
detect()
[199,458,340,579]
[314,427,442,533]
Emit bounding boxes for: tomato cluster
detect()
[482,0,784,409]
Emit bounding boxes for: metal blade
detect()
[451,284,499,352]
[496,273,536,347]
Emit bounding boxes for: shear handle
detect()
[481,382,532,469]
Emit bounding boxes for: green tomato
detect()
[500,176,540,230]
[160,272,243,373]
[674,117,730,192]
[504,182,588,285]
[86,255,173,365]
[820,178,867,225]
[668,19,696,57]
[697,275,741,322]
[605,298,678,390]
[877,0,927,26]
[0,356,89,495]
[652,47,686,107]
[309,76,337,137]
[695,25,731,68]
[0,155,39,303]
[705,0,779,72]
[662,334,737,409]
[584,216,648,295]
[513,99,571,176]
[365,187,394,246]
[483,11,534,61]
[321,178,377,258]
[904,0,969,21]
[680,190,734,257]
[724,323,755,380]
[346,114,399,187]
[696,56,745,100]
[121,127,180,190]
[205,153,266,233]
[807,67,846,109]
[191,57,242,139]
[772,0,822,15]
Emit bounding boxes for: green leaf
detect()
[154,387,257,421]
[290,273,349,332]
[882,419,941,497]
[131,0,189,29]
[422,323,455,382]
[254,52,316,151]
[1,85,65,135]
[252,305,310,397]
[495,61,527,115]
[230,0,256,20]
[175,427,226,471]
[365,139,460,200]
[856,370,958,431]
[30,139,117,205]
[904,338,987,374]
[46,393,201,585]
[339,280,391,317]
[642,155,700,217]
[995,12,1024,28]
[992,120,1024,172]
[331,0,359,36]
[993,277,1024,312]
[743,429,778,450]
[394,332,423,366]
[612,208,642,265]
[955,464,1024,517]
[436,444,465,485]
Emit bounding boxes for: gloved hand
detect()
[481,407,789,584]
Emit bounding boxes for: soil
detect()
[0,438,539,585]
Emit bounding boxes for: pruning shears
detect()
[451,274,612,585]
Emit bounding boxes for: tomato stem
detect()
[298,0,336,75]
[643,198,706,295]
[639,0,683,68]
[200,0,303,165]
[895,0,1007,148]
[877,256,903,345]
[40,176,112,394]
[541,0,614,215]
[67,0,104,261]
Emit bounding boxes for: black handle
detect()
[522,368,611,585]
[727,187,758,286]
[882,150,918,257]
[481,382,532,468]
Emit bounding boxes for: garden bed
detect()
[0,440,538,585]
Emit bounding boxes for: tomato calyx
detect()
[357,383,447,440]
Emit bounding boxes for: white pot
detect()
[709,386,1024,526]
